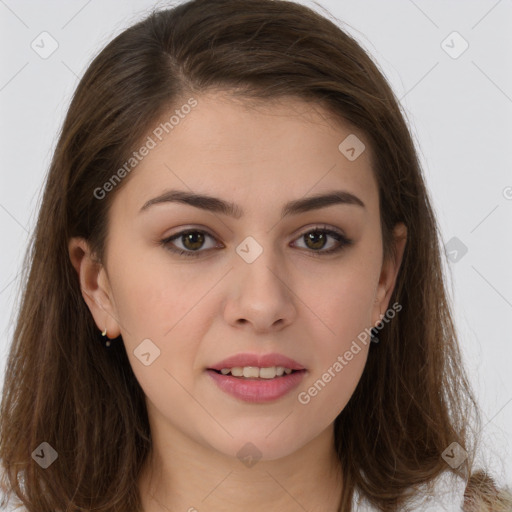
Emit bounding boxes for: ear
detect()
[372,222,407,326]
[68,237,121,339]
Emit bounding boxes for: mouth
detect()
[206,357,307,403]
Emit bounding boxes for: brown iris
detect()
[304,231,327,250]
[181,231,205,251]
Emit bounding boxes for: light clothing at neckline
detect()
[351,470,467,511]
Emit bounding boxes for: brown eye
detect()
[292,226,352,256]
[161,229,220,257]
[161,226,352,258]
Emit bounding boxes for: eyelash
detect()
[160,225,352,258]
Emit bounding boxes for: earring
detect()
[101,328,111,347]
[370,327,379,343]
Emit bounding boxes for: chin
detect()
[200,428,314,464]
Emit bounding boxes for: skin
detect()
[69,91,407,512]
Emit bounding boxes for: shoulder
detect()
[352,471,467,511]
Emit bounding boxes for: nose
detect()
[223,245,298,334]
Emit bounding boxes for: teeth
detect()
[243,366,260,378]
[217,366,296,379]
[231,367,244,377]
[259,367,276,379]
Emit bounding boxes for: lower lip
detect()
[206,369,306,403]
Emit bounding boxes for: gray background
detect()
[1,0,511,489]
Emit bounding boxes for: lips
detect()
[206,352,307,403]
[208,352,305,372]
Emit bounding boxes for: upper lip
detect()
[208,352,305,371]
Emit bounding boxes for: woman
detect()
[0,0,510,510]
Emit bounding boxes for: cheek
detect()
[296,272,374,421]
[306,257,381,342]
[297,345,368,426]
[108,242,213,338]
[109,261,207,423]
[298,250,380,407]
[105,248,213,394]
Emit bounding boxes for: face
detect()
[71,91,406,463]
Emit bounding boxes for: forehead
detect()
[113,91,377,216]
[164,91,363,158]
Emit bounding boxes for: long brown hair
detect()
[0,1,508,510]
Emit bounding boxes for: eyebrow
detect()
[139,189,365,218]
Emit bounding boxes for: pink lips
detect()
[206,352,306,403]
